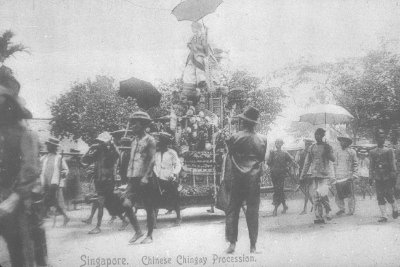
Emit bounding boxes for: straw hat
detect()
[45,137,60,147]
[129,111,152,123]
[358,149,368,156]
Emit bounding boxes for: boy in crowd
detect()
[357,149,373,199]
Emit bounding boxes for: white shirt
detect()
[153,149,181,181]
[358,157,370,177]
[334,148,358,180]
[40,153,69,186]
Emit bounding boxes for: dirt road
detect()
[2,196,400,267]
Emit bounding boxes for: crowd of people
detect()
[268,127,400,224]
[58,111,182,245]
[0,63,185,266]
[2,63,400,266]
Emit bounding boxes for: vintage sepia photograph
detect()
[1,0,400,266]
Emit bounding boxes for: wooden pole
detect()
[123,121,130,138]
[212,125,217,202]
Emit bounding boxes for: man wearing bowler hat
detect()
[0,65,47,266]
[40,137,70,225]
[124,111,157,244]
[225,106,267,254]
[334,136,358,216]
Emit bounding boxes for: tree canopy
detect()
[50,68,285,144]
[147,78,182,119]
[226,70,285,133]
[272,42,400,141]
[329,49,400,137]
[49,76,139,144]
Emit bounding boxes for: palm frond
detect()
[1,30,15,44]
[0,30,28,62]
[0,30,14,51]
[4,44,29,58]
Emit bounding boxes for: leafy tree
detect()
[328,48,400,139]
[0,30,28,63]
[279,43,400,140]
[263,59,340,140]
[49,76,139,144]
[226,70,286,133]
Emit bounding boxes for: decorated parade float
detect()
[119,27,232,211]
[76,0,255,212]
[112,12,246,211]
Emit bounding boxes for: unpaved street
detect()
[2,196,400,267]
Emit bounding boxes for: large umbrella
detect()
[172,0,223,22]
[119,77,161,110]
[299,104,354,125]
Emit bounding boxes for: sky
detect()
[1,0,400,118]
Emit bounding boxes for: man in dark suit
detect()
[225,106,267,254]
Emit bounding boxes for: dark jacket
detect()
[0,122,43,267]
[369,147,397,181]
[226,130,267,176]
[0,122,40,200]
[301,143,335,179]
[81,143,119,182]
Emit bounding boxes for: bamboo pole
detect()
[212,125,217,202]
[123,121,130,138]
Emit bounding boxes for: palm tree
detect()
[0,30,28,64]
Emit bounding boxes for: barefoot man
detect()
[300,128,335,224]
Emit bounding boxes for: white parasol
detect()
[299,104,354,126]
